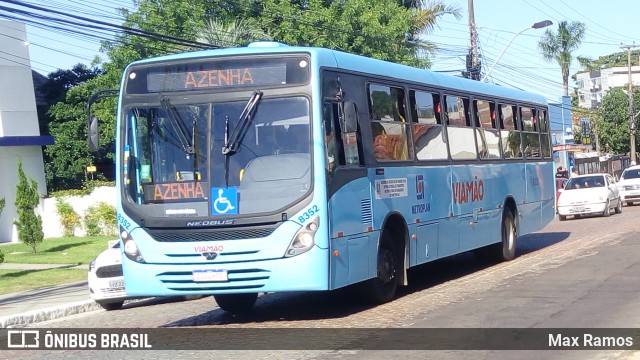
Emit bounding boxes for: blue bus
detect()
[89,42,555,312]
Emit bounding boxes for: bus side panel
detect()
[451,164,511,252]
[369,166,455,256]
[415,222,439,265]
[521,161,555,235]
[328,177,374,289]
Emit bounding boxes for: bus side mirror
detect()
[342,101,358,132]
[88,116,99,153]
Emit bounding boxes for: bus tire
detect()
[214,293,257,313]
[497,209,517,261]
[361,236,399,304]
[475,209,516,262]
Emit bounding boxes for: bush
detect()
[49,180,115,199]
[83,202,117,236]
[56,199,81,237]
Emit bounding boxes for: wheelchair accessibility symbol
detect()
[211,187,238,215]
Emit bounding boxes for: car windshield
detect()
[621,168,640,180]
[565,175,605,190]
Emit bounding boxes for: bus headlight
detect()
[120,226,145,263]
[285,216,319,257]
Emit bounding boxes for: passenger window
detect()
[445,95,476,160]
[411,90,447,160]
[474,99,500,159]
[444,95,470,127]
[369,84,410,161]
[521,106,541,159]
[499,103,522,159]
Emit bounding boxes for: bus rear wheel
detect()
[361,238,398,304]
[497,210,517,261]
[214,293,258,313]
[476,209,517,262]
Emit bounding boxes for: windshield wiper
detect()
[222,90,263,155]
[160,97,195,154]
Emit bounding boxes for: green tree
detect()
[14,159,44,254]
[196,18,270,48]
[405,0,462,62]
[538,20,586,96]
[256,0,421,66]
[593,87,640,154]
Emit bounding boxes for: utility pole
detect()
[622,43,639,164]
[465,0,481,80]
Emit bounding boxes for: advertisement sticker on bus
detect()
[375,178,408,199]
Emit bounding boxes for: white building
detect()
[0,21,53,243]
[576,66,640,109]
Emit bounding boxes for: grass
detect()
[0,235,115,265]
[0,235,115,294]
[0,269,88,295]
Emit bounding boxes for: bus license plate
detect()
[108,280,124,288]
[193,269,228,282]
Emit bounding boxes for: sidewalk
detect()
[0,263,101,328]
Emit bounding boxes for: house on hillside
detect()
[0,20,54,243]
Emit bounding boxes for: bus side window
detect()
[323,102,346,168]
[411,90,447,161]
[322,102,340,174]
[368,84,410,161]
[499,103,522,158]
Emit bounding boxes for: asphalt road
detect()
[3,205,640,360]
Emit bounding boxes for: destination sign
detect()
[125,55,310,94]
[147,65,285,92]
[143,181,207,202]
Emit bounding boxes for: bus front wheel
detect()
[361,238,399,304]
[214,293,258,313]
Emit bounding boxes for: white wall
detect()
[41,187,117,238]
[0,21,50,243]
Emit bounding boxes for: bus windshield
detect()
[123,96,311,217]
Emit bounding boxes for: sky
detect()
[0,0,639,103]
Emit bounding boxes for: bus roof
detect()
[129,42,547,106]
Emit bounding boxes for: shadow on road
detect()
[162,230,571,327]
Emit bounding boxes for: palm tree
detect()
[406,1,462,61]
[196,18,271,49]
[538,20,586,96]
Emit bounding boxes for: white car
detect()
[88,240,128,310]
[618,165,640,206]
[557,173,622,221]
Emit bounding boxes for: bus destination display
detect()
[125,56,309,94]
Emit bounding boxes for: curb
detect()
[0,299,102,328]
